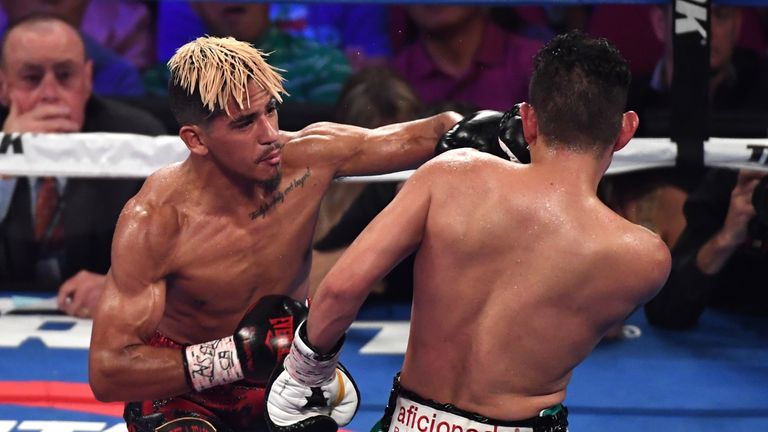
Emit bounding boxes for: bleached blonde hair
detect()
[167,36,286,116]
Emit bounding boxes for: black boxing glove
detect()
[183,295,308,392]
[499,104,530,163]
[435,104,530,164]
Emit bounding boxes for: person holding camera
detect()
[645,168,768,330]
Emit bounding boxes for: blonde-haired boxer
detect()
[270,31,671,432]
[88,35,464,432]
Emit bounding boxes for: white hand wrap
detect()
[283,322,340,387]
[184,335,244,392]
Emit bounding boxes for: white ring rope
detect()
[0,132,765,180]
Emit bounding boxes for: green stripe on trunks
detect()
[370,420,385,432]
[539,404,564,417]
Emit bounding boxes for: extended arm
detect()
[263,162,438,431]
[306,161,436,353]
[283,111,461,178]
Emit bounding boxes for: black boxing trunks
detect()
[124,331,268,432]
[371,374,568,432]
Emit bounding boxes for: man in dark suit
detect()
[0,13,166,317]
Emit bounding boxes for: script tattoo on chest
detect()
[250,168,312,220]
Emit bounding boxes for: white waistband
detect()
[387,395,534,432]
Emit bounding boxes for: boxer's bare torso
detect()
[128,160,329,344]
[88,85,461,402]
[308,147,671,421]
[399,151,671,419]
[306,33,668,425]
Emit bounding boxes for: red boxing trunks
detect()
[124,331,268,432]
[372,374,568,432]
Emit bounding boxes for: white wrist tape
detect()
[184,335,244,392]
[283,323,340,387]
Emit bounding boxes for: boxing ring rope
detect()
[0,133,766,181]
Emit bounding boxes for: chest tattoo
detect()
[250,168,312,220]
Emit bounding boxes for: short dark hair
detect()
[168,80,220,127]
[0,13,86,67]
[529,31,631,152]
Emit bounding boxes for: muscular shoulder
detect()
[119,192,182,247]
[111,166,184,286]
[424,149,515,182]
[279,122,354,168]
[128,165,185,237]
[280,122,353,149]
[134,164,186,211]
[612,222,672,297]
[395,150,513,205]
[425,148,485,168]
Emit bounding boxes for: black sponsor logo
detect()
[675,0,708,39]
[747,144,768,164]
[0,134,22,154]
